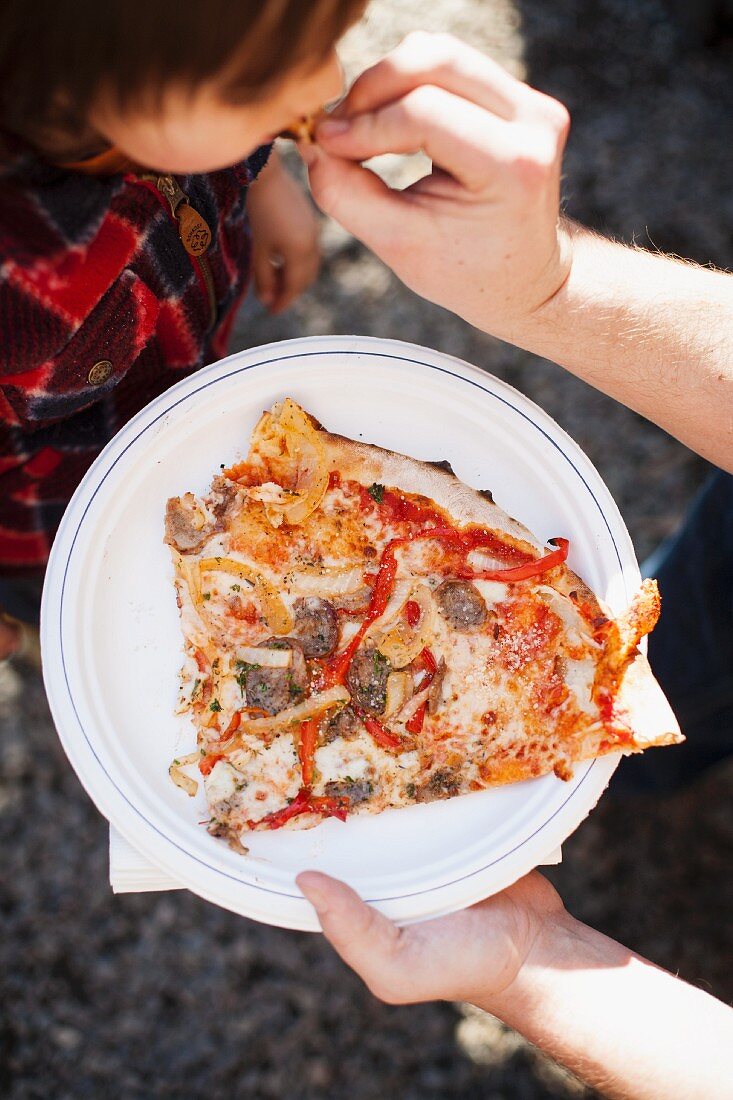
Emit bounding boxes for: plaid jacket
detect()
[0,141,270,575]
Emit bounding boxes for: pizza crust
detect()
[615,652,681,749]
[323,433,548,553]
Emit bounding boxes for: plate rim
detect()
[42,334,635,930]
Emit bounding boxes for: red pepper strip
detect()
[417,647,438,676]
[322,632,362,687]
[405,648,438,734]
[218,711,241,741]
[322,552,398,685]
[199,753,223,776]
[391,526,568,583]
[324,533,459,685]
[457,538,570,582]
[324,532,465,685]
[361,713,406,753]
[252,788,311,828]
[324,529,568,686]
[596,690,635,748]
[251,788,349,830]
[405,704,427,736]
[404,599,421,627]
[298,718,319,788]
[307,795,349,822]
[241,706,270,719]
[390,525,463,551]
[367,551,400,621]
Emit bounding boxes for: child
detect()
[0,0,364,662]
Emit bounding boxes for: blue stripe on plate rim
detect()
[57,348,626,904]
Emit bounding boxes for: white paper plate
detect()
[42,335,638,931]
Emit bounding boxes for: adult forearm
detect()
[486,910,733,1100]
[311,36,732,469]
[297,868,733,1098]
[514,222,733,471]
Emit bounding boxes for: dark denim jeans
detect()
[614,470,733,793]
[0,574,43,625]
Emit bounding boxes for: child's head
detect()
[0,0,366,171]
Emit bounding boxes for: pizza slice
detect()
[165,399,682,847]
[277,111,322,143]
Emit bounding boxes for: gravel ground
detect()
[2,2,732,1097]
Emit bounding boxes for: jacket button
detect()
[87,359,113,385]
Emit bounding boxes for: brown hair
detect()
[0,0,365,153]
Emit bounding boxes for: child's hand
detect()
[247,151,321,314]
[296,869,564,1009]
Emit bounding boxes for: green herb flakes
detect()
[235,660,258,697]
[373,650,388,675]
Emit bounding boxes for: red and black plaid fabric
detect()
[0,141,270,575]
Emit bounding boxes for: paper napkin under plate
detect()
[109,825,562,895]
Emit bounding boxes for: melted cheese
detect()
[315,739,371,782]
[564,654,597,714]
[205,760,239,807]
[171,456,614,835]
[224,736,300,822]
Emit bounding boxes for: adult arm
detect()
[303,33,733,471]
[298,870,733,1100]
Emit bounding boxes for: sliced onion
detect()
[222,685,350,748]
[254,574,293,634]
[385,671,414,717]
[362,579,413,639]
[278,400,330,524]
[374,585,435,669]
[177,751,204,766]
[235,645,292,668]
[198,557,293,634]
[248,482,295,508]
[285,563,363,596]
[392,685,431,726]
[466,549,506,572]
[169,760,199,797]
[247,399,329,527]
[175,551,202,606]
